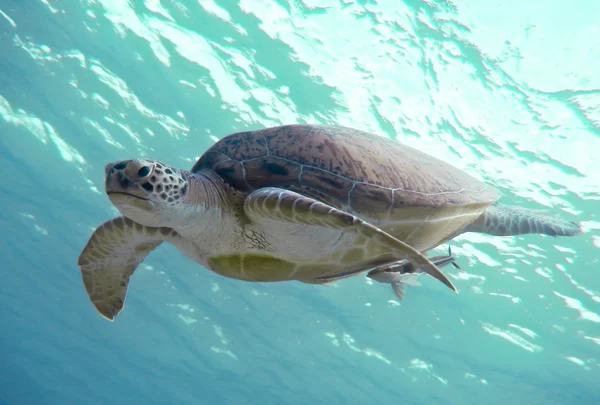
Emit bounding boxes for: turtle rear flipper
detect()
[243,187,458,294]
[77,217,177,321]
[464,203,582,237]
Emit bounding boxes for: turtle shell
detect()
[192,125,500,251]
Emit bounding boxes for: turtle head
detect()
[105,159,190,227]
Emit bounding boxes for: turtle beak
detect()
[105,160,154,197]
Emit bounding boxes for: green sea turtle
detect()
[367,247,461,301]
[78,124,582,321]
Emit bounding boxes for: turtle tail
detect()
[463,203,583,237]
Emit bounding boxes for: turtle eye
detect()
[138,166,151,178]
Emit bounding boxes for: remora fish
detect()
[367,247,461,301]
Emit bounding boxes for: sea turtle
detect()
[78,124,582,321]
[367,247,461,301]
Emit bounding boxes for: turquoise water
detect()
[1,1,599,404]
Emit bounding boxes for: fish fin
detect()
[447,246,462,271]
[391,282,406,301]
[397,273,422,287]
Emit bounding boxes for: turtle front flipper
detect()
[243,187,457,294]
[463,203,582,237]
[77,217,177,321]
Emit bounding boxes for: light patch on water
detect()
[319,333,394,366]
[179,80,197,88]
[342,333,361,353]
[526,244,545,252]
[553,292,600,322]
[464,372,488,385]
[213,324,229,344]
[471,286,484,295]
[458,243,502,267]
[146,19,249,113]
[144,0,174,21]
[302,0,339,10]
[481,323,543,352]
[90,93,110,110]
[82,118,124,149]
[584,336,600,345]
[40,0,60,14]
[508,324,537,339]
[166,303,199,325]
[453,270,486,282]
[116,122,141,144]
[0,96,87,167]
[251,289,268,297]
[489,292,521,304]
[324,332,340,347]
[387,300,400,307]
[97,0,170,65]
[85,178,101,194]
[89,61,189,138]
[436,376,448,385]
[198,0,232,23]
[363,348,391,365]
[146,17,300,127]
[553,245,577,254]
[210,346,238,360]
[198,78,217,98]
[211,283,220,293]
[140,264,154,272]
[564,356,588,369]
[409,359,430,371]
[554,265,600,303]
[177,315,197,325]
[19,213,49,236]
[555,263,567,273]
[581,220,600,232]
[176,304,195,312]
[408,359,447,384]
[0,8,16,28]
[534,267,553,282]
[583,336,600,345]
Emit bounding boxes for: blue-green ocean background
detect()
[1,1,599,404]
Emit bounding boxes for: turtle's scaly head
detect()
[105,159,189,226]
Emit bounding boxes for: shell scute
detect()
[350,183,394,215]
[211,160,249,191]
[242,157,301,190]
[299,165,354,206]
